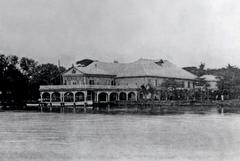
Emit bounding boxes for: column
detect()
[49,92,53,112]
[135,91,138,101]
[72,91,76,113]
[49,92,53,103]
[116,93,119,101]
[126,92,129,101]
[40,92,43,102]
[107,92,110,102]
[96,91,99,102]
[73,91,76,103]
[84,91,87,102]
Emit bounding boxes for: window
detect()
[89,80,95,85]
[111,80,116,86]
[188,81,191,88]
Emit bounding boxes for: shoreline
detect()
[2,99,240,115]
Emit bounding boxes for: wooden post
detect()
[40,92,43,103]
[73,103,76,113]
[50,104,52,112]
[40,104,43,112]
[221,107,224,115]
[84,102,87,113]
[107,103,110,112]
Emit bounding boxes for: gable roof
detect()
[75,58,197,80]
[62,66,84,76]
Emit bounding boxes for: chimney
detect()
[155,59,164,66]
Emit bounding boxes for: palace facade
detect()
[39,58,197,106]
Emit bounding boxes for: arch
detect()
[98,92,108,102]
[75,92,85,102]
[52,92,61,102]
[42,92,50,102]
[119,92,127,101]
[128,92,136,101]
[110,92,118,101]
[64,92,74,102]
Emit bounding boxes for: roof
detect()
[74,58,197,80]
[200,75,219,82]
[77,61,125,75]
[117,59,196,80]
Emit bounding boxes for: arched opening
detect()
[64,92,74,102]
[119,92,127,101]
[98,92,108,102]
[42,92,50,102]
[128,92,136,101]
[75,92,84,102]
[110,93,118,101]
[52,92,61,102]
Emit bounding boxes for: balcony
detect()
[39,84,138,91]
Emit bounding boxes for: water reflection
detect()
[0,112,239,161]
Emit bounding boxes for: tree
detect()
[20,57,38,77]
[0,54,28,108]
[140,84,156,100]
[198,63,205,76]
[32,63,66,85]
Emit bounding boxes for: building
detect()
[200,74,219,90]
[39,58,197,105]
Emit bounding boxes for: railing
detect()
[40,84,138,91]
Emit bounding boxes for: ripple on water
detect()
[0,112,240,161]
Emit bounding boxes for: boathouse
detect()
[39,58,197,106]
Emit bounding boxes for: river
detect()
[0,112,239,161]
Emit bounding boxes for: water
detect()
[0,112,240,161]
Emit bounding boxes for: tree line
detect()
[184,63,240,99]
[0,54,65,109]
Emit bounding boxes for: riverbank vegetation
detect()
[0,54,65,109]
[184,63,240,100]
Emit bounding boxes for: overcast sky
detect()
[0,0,240,68]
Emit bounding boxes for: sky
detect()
[0,0,240,68]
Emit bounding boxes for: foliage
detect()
[185,63,240,99]
[20,57,38,77]
[140,84,156,100]
[0,54,66,108]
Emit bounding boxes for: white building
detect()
[39,58,197,105]
[200,74,219,90]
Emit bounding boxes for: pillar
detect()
[73,91,76,103]
[60,92,65,103]
[84,91,87,102]
[116,93,119,101]
[49,92,53,112]
[40,92,43,103]
[135,91,138,101]
[107,92,110,102]
[73,91,76,113]
[49,92,53,103]
[96,91,99,102]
